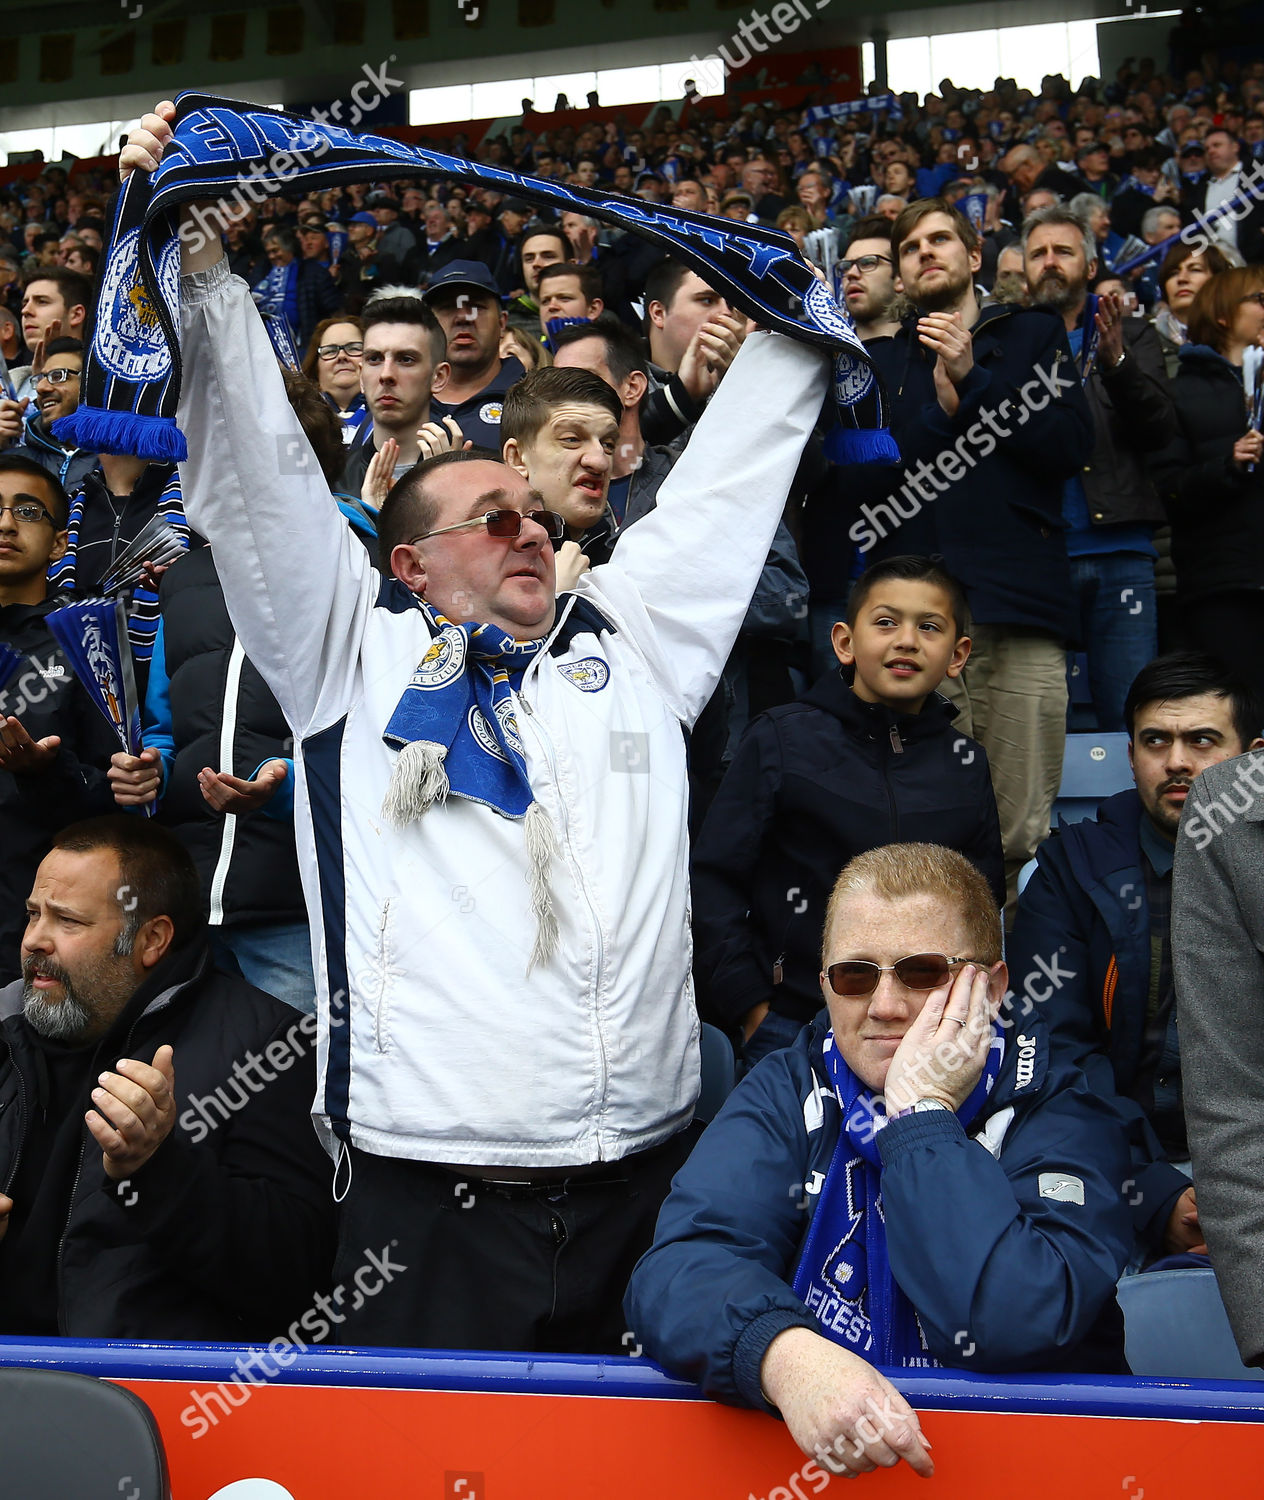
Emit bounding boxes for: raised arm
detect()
[123,108,374,737]
[592,332,829,726]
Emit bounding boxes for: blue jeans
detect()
[1068,553,1158,731]
[211,920,316,1014]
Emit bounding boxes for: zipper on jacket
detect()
[372,899,392,1052]
[889,724,904,755]
[515,687,610,1125]
[880,727,900,840]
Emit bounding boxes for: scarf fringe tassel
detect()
[525,800,559,974]
[381,740,449,824]
[825,425,901,466]
[55,407,189,463]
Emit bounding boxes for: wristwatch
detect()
[1104,348,1126,372]
[892,1098,952,1120]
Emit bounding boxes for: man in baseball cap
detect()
[424,261,523,449]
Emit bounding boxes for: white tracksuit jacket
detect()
[178,256,828,1167]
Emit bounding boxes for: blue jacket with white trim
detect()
[625,1014,1133,1408]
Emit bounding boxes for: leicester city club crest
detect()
[467,705,510,763]
[833,348,875,406]
[410,626,467,689]
[493,697,524,757]
[93,229,179,384]
[557,657,610,692]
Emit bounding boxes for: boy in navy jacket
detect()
[693,556,1003,1067]
[628,845,1132,1482]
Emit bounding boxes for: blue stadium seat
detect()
[1117,1269,1264,1381]
[0,1367,171,1496]
[696,1022,737,1122]
[1052,732,1133,827]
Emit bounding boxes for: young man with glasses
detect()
[839,216,905,342]
[4,338,96,493]
[0,455,118,982]
[125,99,828,1355]
[629,843,1133,1478]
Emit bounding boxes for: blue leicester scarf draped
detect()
[251,259,301,367]
[792,1027,1004,1368]
[55,92,896,467]
[252,258,297,335]
[380,605,557,968]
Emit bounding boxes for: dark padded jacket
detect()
[150,544,305,927]
[0,939,335,1340]
[0,596,117,983]
[1080,317,1172,528]
[1148,343,1264,602]
[841,303,1093,638]
[625,1014,1132,1407]
[1007,789,1190,1246]
[692,671,1004,1028]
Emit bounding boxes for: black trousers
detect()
[1182,591,1264,709]
[331,1126,701,1354]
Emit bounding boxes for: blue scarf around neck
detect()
[380,605,557,969]
[792,1026,1004,1367]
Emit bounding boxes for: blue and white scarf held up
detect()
[55,92,896,467]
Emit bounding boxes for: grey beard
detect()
[1032,275,1083,312]
[22,982,93,1042]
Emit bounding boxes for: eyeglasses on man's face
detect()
[410,508,567,546]
[840,255,892,275]
[317,341,364,360]
[0,500,58,527]
[825,953,970,998]
[37,366,81,386]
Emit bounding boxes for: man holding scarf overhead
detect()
[627,844,1132,1479]
[116,104,832,1353]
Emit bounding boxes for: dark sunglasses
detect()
[410,508,567,545]
[826,952,969,998]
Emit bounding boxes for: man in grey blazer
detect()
[1172,748,1264,1366]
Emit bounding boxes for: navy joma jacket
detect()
[1007,788,1191,1246]
[625,1014,1133,1408]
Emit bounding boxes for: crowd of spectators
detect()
[0,44,1263,1478]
